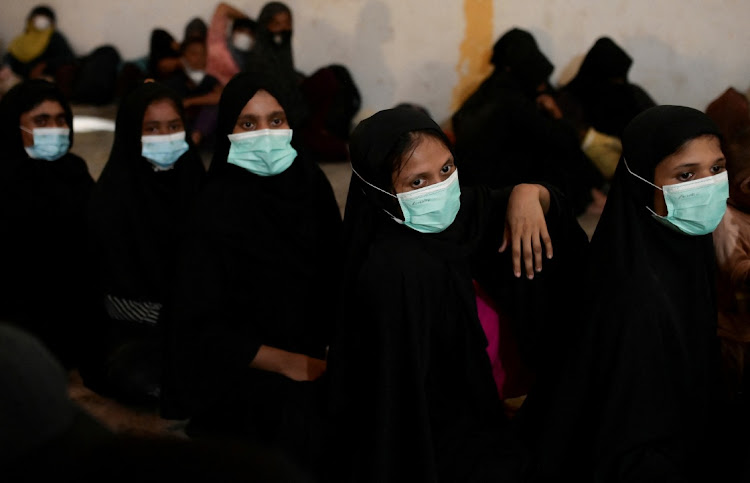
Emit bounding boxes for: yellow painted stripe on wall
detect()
[451,0,494,118]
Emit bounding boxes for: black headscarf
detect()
[245,2,300,87]
[526,105,730,481]
[0,79,95,370]
[491,28,554,95]
[148,29,180,80]
[88,81,206,305]
[343,108,462,282]
[560,36,656,138]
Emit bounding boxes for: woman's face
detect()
[142,99,184,136]
[652,134,726,216]
[391,134,455,194]
[267,11,292,33]
[19,99,67,147]
[232,89,289,133]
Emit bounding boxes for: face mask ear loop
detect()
[19,126,33,134]
[623,157,664,217]
[350,164,404,224]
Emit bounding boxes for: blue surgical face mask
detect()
[20,126,70,161]
[352,167,462,234]
[624,158,729,236]
[227,129,297,176]
[141,131,189,171]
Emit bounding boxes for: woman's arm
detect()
[499,183,552,279]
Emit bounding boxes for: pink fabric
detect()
[206,8,239,87]
[473,280,506,399]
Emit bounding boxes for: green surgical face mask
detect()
[352,167,462,234]
[227,129,297,176]
[625,158,729,236]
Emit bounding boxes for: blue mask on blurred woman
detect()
[20,126,70,161]
[141,131,189,171]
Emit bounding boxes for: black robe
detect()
[160,71,342,480]
[325,107,589,483]
[0,79,95,371]
[520,105,740,482]
[85,81,206,403]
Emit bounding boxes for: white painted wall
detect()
[2,0,749,128]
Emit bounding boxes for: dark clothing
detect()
[85,82,206,404]
[520,106,736,482]
[160,71,343,481]
[147,29,180,81]
[163,69,221,141]
[245,2,303,87]
[557,37,657,139]
[4,31,75,80]
[325,107,589,482]
[0,79,96,371]
[452,28,605,216]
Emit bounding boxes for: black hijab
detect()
[561,37,656,138]
[342,107,477,283]
[88,81,206,301]
[245,2,299,87]
[491,28,554,96]
[528,105,727,481]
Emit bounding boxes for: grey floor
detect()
[69,103,600,237]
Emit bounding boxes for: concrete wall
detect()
[2,0,749,128]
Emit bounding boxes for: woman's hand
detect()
[250,345,327,381]
[499,184,553,279]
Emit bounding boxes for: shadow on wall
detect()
[618,34,720,108]
[351,0,396,125]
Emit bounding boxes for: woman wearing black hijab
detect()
[245,2,303,86]
[522,105,740,482]
[0,78,95,372]
[451,27,607,217]
[160,70,342,481]
[324,107,589,482]
[557,36,657,140]
[85,81,206,405]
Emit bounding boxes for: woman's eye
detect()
[411,178,425,188]
[711,164,726,174]
[678,172,693,182]
[271,117,284,127]
[441,164,453,174]
[242,121,254,129]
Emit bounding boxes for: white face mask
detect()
[32,15,51,31]
[182,60,206,85]
[232,32,253,51]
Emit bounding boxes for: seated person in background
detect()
[452,27,607,216]
[206,2,257,87]
[2,5,77,99]
[556,36,657,140]
[706,86,750,143]
[246,2,305,86]
[163,37,222,148]
[147,28,182,82]
[710,107,750,408]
